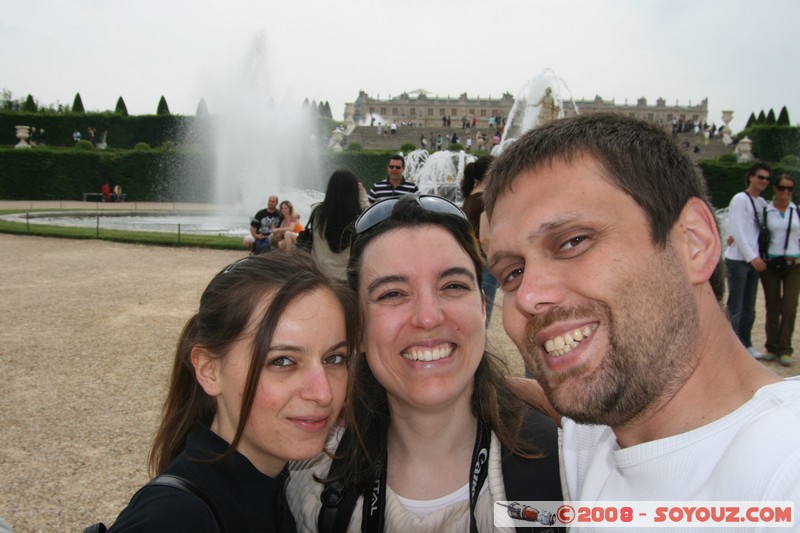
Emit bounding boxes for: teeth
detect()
[543,326,594,357]
[402,345,453,362]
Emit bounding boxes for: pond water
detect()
[5,211,251,237]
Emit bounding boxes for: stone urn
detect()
[15,125,31,149]
[720,110,734,146]
[736,136,754,163]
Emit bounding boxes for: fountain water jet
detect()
[202,32,325,219]
[406,149,476,204]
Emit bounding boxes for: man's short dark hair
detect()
[746,162,771,187]
[484,113,725,302]
[747,162,772,177]
[389,154,405,168]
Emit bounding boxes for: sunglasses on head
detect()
[776,185,794,192]
[354,195,466,235]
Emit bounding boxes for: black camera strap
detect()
[360,418,490,533]
[747,193,765,228]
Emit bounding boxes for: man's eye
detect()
[501,267,524,291]
[560,235,588,251]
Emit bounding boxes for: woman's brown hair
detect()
[148,251,359,476]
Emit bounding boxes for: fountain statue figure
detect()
[495,68,578,154]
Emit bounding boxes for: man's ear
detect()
[675,197,721,285]
[191,347,221,397]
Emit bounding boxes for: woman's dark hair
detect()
[312,170,364,253]
[460,155,494,197]
[335,195,539,493]
[149,251,359,476]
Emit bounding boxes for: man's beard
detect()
[523,252,700,428]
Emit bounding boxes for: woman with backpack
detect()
[95,253,359,532]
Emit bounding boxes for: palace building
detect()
[344,90,708,130]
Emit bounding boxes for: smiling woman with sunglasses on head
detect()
[760,174,800,366]
[287,195,561,532]
[96,253,359,532]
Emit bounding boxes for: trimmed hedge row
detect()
[699,160,800,208]
[3,147,799,205]
[0,147,398,202]
[0,112,198,149]
[739,125,800,163]
[0,147,213,202]
[1,113,338,151]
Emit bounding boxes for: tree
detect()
[757,110,766,124]
[777,106,791,126]
[745,112,756,129]
[766,109,777,125]
[72,92,85,113]
[22,94,37,113]
[2,89,18,111]
[317,101,332,119]
[156,95,170,115]
[196,98,208,116]
[115,96,129,116]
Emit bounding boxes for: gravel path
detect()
[0,233,796,532]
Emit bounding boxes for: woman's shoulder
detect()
[107,482,219,532]
[498,407,563,502]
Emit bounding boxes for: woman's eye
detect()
[268,356,294,368]
[376,290,403,301]
[324,353,348,365]
[443,281,470,292]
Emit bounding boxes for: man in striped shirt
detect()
[367,155,420,204]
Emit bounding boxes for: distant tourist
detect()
[244,195,282,254]
[366,155,419,204]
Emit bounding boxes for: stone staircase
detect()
[339,126,735,162]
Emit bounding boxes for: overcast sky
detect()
[2,0,797,133]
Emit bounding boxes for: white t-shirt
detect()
[561,378,800,531]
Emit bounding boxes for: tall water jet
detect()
[205,32,325,218]
[496,68,578,153]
